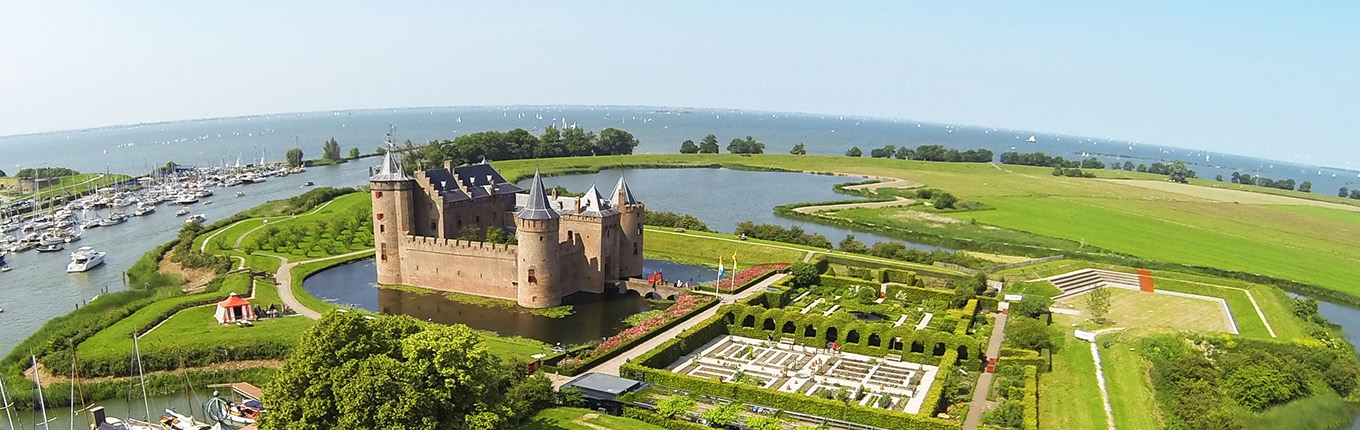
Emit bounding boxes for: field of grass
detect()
[1055,288,1234,337]
[233,192,373,261]
[643,226,807,267]
[139,306,314,351]
[1038,335,1107,430]
[1149,271,1308,341]
[1245,390,1360,430]
[491,154,1360,301]
[832,206,1083,253]
[524,407,666,430]
[1100,335,1163,430]
[1268,204,1360,227]
[78,273,255,357]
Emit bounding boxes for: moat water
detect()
[303,258,719,346]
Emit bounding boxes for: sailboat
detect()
[91,335,160,430]
[0,365,15,430]
[31,356,53,430]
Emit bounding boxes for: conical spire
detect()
[609,175,638,206]
[370,131,411,182]
[580,184,610,213]
[517,171,559,220]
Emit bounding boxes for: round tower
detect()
[611,176,645,279]
[515,171,562,308]
[370,134,413,286]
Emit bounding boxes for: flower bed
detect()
[556,293,716,374]
[700,263,790,293]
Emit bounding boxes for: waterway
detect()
[303,258,718,346]
[6,392,248,430]
[521,167,946,250]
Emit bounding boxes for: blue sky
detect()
[1,2,1356,166]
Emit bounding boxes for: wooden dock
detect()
[206,382,263,401]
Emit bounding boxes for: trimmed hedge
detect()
[918,349,957,417]
[556,295,719,376]
[1022,365,1038,430]
[811,254,831,274]
[824,255,971,282]
[881,268,917,285]
[999,348,1050,373]
[955,299,978,335]
[721,303,982,362]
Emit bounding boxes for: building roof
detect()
[421,163,522,203]
[561,373,646,398]
[576,185,618,217]
[609,176,638,206]
[370,142,411,182]
[517,171,560,220]
[218,292,251,308]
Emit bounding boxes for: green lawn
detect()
[1267,204,1360,227]
[232,192,373,262]
[644,227,807,267]
[1100,335,1164,430]
[523,408,666,430]
[79,273,255,358]
[1038,335,1107,430]
[139,306,314,352]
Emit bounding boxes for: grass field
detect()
[1245,390,1360,430]
[523,407,666,430]
[1054,288,1234,337]
[491,154,1360,300]
[78,273,256,358]
[644,226,807,267]
[1038,335,1107,430]
[1099,334,1163,430]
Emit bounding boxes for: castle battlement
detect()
[402,234,517,257]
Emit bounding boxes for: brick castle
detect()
[369,143,645,308]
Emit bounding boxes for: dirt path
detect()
[792,197,915,214]
[842,176,924,192]
[26,359,283,387]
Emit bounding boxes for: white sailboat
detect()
[31,356,53,430]
[0,366,14,430]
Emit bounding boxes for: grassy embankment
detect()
[524,407,666,430]
[487,154,1360,303]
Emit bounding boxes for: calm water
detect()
[7,392,245,430]
[302,258,718,346]
[1311,301,1360,430]
[523,167,946,250]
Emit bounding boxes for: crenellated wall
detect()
[396,235,519,301]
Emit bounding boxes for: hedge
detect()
[823,255,971,282]
[881,268,916,285]
[918,349,957,417]
[999,348,1050,373]
[1022,365,1038,430]
[955,300,978,336]
[810,254,831,274]
[554,295,719,376]
[622,408,711,430]
[721,303,982,362]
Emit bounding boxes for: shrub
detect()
[788,262,821,288]
[1008,296,1052,319]
[1004,317,1052,352]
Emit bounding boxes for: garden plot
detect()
[670,335,939,414]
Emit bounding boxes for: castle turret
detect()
[371,134,413,285]
[515,171,562,308]
[611,175,644,279]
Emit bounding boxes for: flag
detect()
[718,258,725,277]
[731,251,738,267]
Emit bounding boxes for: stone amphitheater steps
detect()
[1041,269,1144,301]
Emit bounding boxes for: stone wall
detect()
[397,236,519,301]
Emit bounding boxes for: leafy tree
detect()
[656,395,696,419]
[322,138,342,161]
[788,262,821,288]
[539,125,565,158]
[556,386,585,407]
[1086,287,1111,324]
[838,234,868,254]
[869,145,896,158]
[597,127,640,155]
[931,192,959,209]
[952,283,977,308]
[699,402,744,428]
[1299,181,1312,193]
[561,126,597,156]
[1080,158,1105,169]
[1215,174,1223,182]
[894,147,915,160]
[790,143,807,155]
[1005,316,1052,351]
[1009,296,1053,319]
[1343,187,1352,198]
[1325,359,1359,396]
[1122,161,1135,171]
[1166,161,1192,183]
[845,146,862,157]
[348,147,360,159]
[680,139,699,154]
[1353,190,1360,200]
[981,399,1024,428]
[285,148,304,167]
[698,134,720,153]
[727,135,765,154]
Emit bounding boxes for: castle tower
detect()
[611,175,645,279]
[515,171,562,308]
[370,133,414,285]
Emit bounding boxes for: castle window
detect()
[380,225,385,233]
[375,191,383,198]
[376,213,383,221]
[567,230,573,241]
[633,242,639,255]
[476,216,480,223]
[380,243,387,261]
[637,223,643,235]
[528,269,537,284]
[430,221,437,231]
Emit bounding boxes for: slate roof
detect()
[420,163,523,203]
[609,176,638,206]
[516,171,559,220]
[576,185,619,217]
[369,144,411,182]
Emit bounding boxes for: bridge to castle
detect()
[620,279,691,300]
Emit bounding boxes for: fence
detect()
[984,255,1065,273]
[933,262,979,276]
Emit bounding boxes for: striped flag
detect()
[718,258,725,277]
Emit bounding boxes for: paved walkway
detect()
[962,312,1009,430]
[272,249,374,320]
[554,274,788,388]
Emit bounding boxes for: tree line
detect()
[844,144,994,162]
[1340,187,1360,200]
[13,167,79,178]
[1224,172,1311,192]
[399,126,639,173]
[679,134,766,154]
[1000,151,1104,169]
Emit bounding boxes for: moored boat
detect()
[67,246,106,272]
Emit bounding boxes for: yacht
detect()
[36,243,65,253]
[67,246,106,272]
[235,191,245,197]
[82,216,103,229]
[175,208,191,216]
[186,214,207,224]
[174,194,199,205]
[99,213,128,227]
[196,189,214,198]
[133,204,155,216]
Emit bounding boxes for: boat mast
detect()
[30,356,51,430]
[132,335,152,423]
[0,368,15,430]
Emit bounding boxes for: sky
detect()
[1,1,1357,166]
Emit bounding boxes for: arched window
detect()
[528,269,537,284]
[782,321,797,334]
[825,327,839,343]
[846,330,861,344]
[804,325,817,338]
[933,343,946,356]
[762,318,776,331]
[910,341,925,353]
[741,315,756,328]
[868,333,882,347]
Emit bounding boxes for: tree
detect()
[746,416,784,430]
[539,125,565,158]
[1215,174,1223,182]
[1299,181,1312,193]
[597,127,639,155]
[1123,161,1135,171]
[348,147,360,159]
[727,136,765,154]
[1086,287,1111,324]
[953,283,977,308]
[931,192,958,210]
[699,402,744,428]
[845,146,862,157]
[1352,190,1360,200]
[1005,316,1053,351]
[982,399,1024,428]
[322,138,342,161]
[838,234,868,254]
[1166,161,1192,183]
[1342,187,1351,198]
[790,143,807,155]
[698,134,720,153]
[788,262,821,288]
[1325,359,1359,397]
[655,395,696,419]
[869,145,896,158]
[680,140,699,154]
[1009,296,1053,319]
[285,148,304,167]
[1136,164,1148,173]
